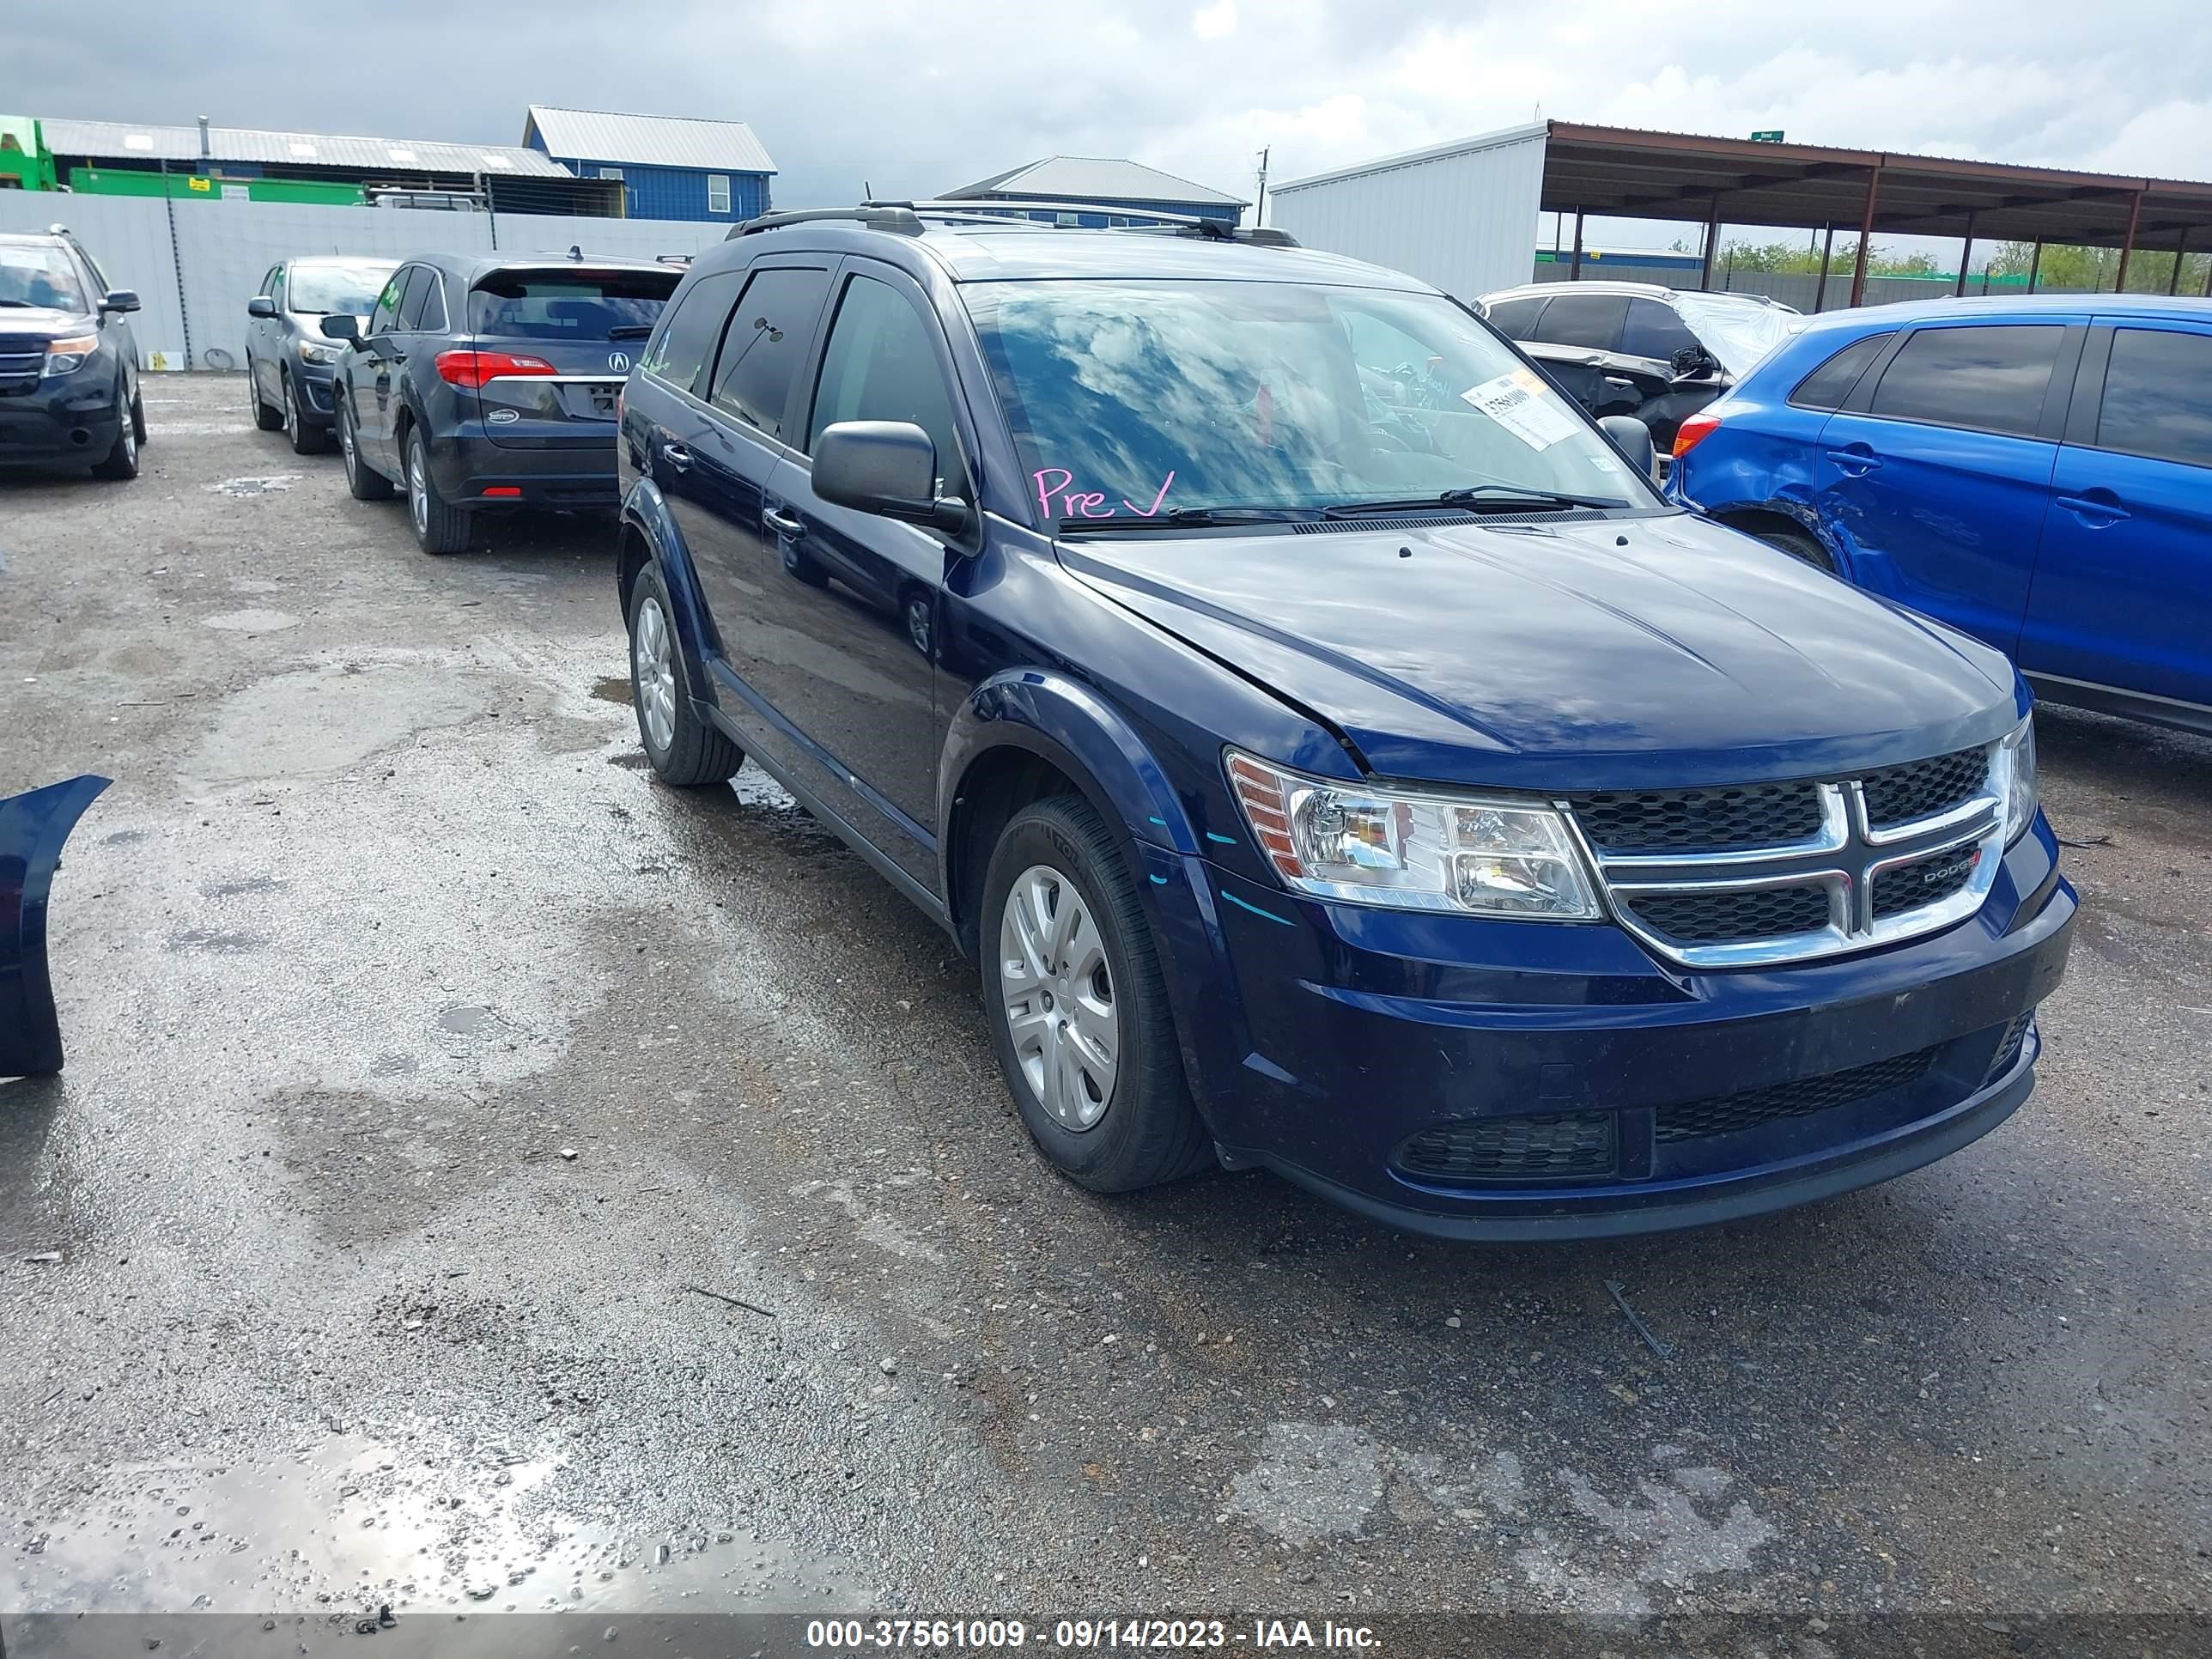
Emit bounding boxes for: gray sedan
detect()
[245,256,397,454]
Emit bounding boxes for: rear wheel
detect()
[283,371,326,456]
[627,562,743,787]
[338,399,393,501]
[405,429,470,555]
[1748,523,1837,575]
[981,796,1210,1193]
[248,360,283,431]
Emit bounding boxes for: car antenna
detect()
[568,244,582,261]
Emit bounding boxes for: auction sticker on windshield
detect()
[1460,368,1583,450]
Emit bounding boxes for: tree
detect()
[1985,240,2209,294]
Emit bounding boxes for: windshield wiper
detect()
[0,299,40,308]
[1057,505,1317,533]
[1323,485,1630,517]
[608,324,654,340]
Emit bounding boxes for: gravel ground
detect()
[1,374,2207,1625]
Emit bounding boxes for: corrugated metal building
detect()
[523,106,775,225]
[33,116,618,215]
[1266,123,1547,301]
[943,157,1247,226]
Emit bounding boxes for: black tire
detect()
[248,360,283,431]
[980,796,1210,1193]
[626,562,744,787]
[781,538,830,589]
[404,428,470,555]
[283,371,326,455]
[131,392,147,446]
[1750,523,1838,575]
[90,387,140,480]
[338,398,393,501]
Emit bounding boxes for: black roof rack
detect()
[728,200,1297,247]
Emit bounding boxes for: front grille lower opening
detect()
[1655,1044,1941,1142]
[1395,1111,1617,1184]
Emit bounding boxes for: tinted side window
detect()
[368,269,404,336]
[1483,296,1547,339]
[1790,331,1894,410]
[708,265,831,441]
[392,268,433,331]
[414,270,449,333]
[1534,295,1629,350]
[1620,298,1700,361]
[640,270,743,397]
[804,274,964,496]
[269,265,287,309]
[1869,325,2063,437]
[2094,327,2212,468]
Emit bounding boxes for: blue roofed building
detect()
[941,156,1247,227]
[523,106,775,225]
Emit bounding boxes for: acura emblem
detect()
[607,351,631,374]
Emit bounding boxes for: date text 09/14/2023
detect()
[804,1618,1382,1650]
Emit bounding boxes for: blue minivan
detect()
[612,206,2073,1240]
[1673,295,2212,735]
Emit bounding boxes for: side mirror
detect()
[101,289,142,315]
[246,295,277,319]
[1598,415,1657,481]
[1670,344,1718,379]
[319,313,360,341]
[811,421,967,533]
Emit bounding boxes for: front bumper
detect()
[1185,818,2075,1240]
[0,378,122,467]
[293,362,339,422]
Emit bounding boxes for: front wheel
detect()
[90,390,140,480]
[283,372,326,455]
[981,796,1210,1193]
[338,399,393,501]
[1749,524,1838,575]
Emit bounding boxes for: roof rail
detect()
[727,204,928,240]
[730,199,1299,247]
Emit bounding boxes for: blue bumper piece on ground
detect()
[1,775,110,1078]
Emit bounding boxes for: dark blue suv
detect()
[1672,295,2212,735]
[614,205,2074,1240]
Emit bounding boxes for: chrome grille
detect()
[1572,742,2008,969]
[1863,746,1988,828]
[0,349,44,380]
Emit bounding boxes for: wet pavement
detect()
[2,375,2209,1626]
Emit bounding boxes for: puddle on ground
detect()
[203,476,303,497]
[436,1004,495,1036]
[7,1433,863,1614]
[588,676,633,706]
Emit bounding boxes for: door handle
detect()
[660,443,693,472]
[1824,447,1882,476]
[2054,494,2130,526]
[763,507,806,538]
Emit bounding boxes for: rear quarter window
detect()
[1788,331,1894,410]
[640,270,744,398]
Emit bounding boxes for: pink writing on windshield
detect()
[1033,469,1176,520]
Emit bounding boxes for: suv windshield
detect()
[289,261,398,317]
[0,245,88,313]
[963,279,1656,524]
[1673,294,1802,376]
[468,270,678,340]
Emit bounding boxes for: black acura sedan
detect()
[328,252,680,553]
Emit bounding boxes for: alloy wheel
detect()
[282,376,298,443]
[408,446,428,537]
[633,594,678,754]
[998,864,1118,1131]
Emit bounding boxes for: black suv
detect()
[328,252,681,553]
[0,226,143,480]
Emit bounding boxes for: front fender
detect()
[2,775,110,1078]
[620,478,720,701]
[939,672,1253,1126]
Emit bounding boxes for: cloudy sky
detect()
[17,0,2212,245]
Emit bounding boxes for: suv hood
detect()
[0,306,94,339]
[1060,513,2021,792]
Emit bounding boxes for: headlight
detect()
[2001,714,2038,844]
[42,334,98,377]
[1224,750,1601,919]
[299,342,341,365]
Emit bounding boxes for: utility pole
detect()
[1254,146,1269,228]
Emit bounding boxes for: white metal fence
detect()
[0,193,731,370]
